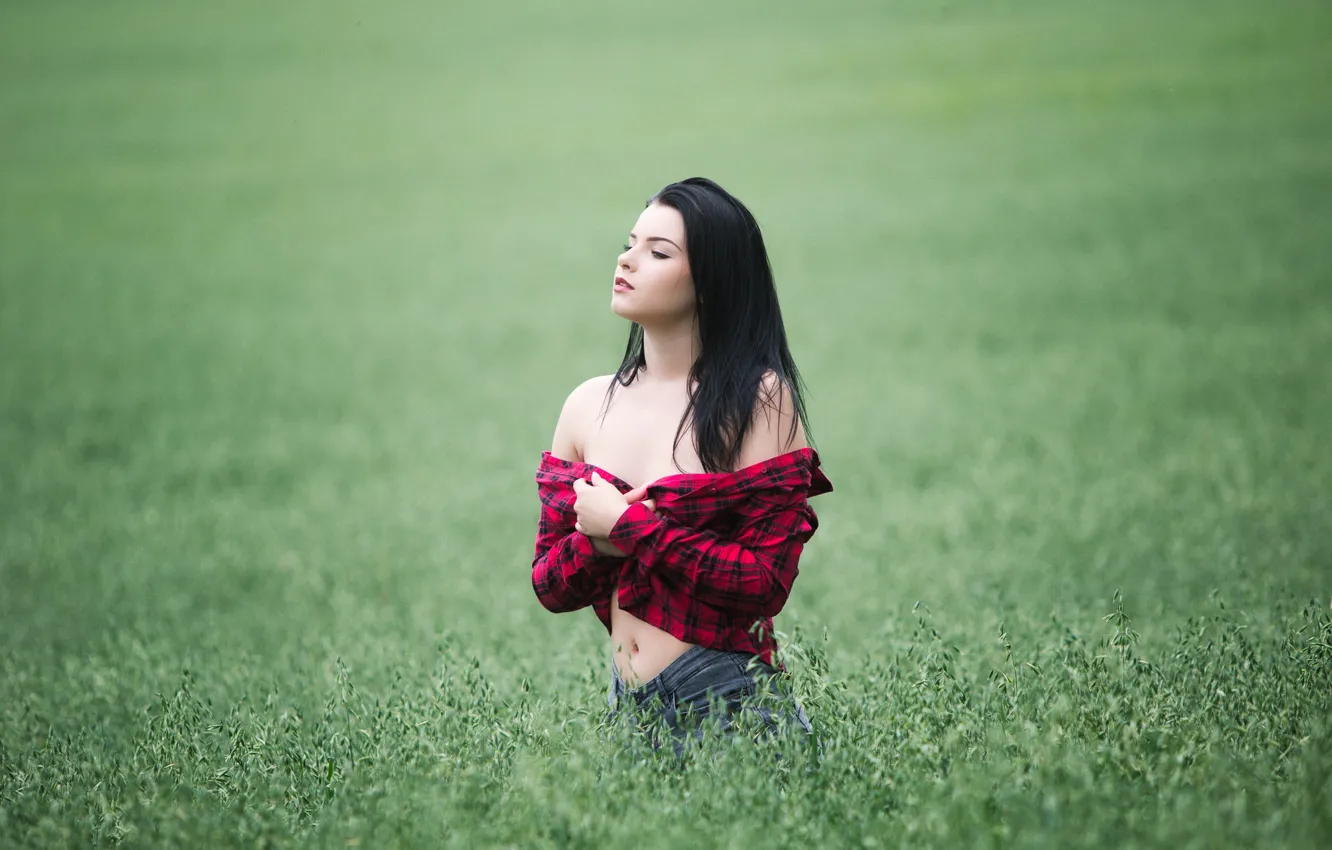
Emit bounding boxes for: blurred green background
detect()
[2,0,1330,846]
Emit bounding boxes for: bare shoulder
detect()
[550,374,616,461]
[737,371,808,469]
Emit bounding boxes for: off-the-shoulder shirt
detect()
[531,447,833,667]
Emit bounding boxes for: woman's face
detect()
[611,202,695,326]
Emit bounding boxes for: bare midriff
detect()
[609,586,694,687]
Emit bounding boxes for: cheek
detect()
[669,269,696,307]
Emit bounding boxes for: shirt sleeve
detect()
[606,493,817,618]
[531,493,617,613]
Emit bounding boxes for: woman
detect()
[531,178,832,753]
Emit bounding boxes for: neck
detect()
[638,316,699,383]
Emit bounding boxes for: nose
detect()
[618,247,634,271]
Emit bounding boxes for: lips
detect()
[614,277,634,290]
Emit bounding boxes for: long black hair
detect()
[605,177,811,474]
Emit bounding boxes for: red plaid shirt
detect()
[531,448,832,666]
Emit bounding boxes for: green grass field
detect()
[3,0,1331,846]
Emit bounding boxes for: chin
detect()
[610,300,643,322]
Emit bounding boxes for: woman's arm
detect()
[531,377,620,612]
[606,495,816,617]
[532,516,619,613]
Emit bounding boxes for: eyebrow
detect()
[629,232,683,251]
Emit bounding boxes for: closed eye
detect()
[623,242,669,260]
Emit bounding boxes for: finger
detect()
[575,521,584,534]
[624,486,648,503]
[642,499,656,513]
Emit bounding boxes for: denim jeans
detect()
[607,645,813,756]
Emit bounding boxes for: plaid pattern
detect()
[531,448,833,667]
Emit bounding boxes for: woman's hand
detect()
[572,473,655,541]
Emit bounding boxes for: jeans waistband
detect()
[612,645,769,705]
